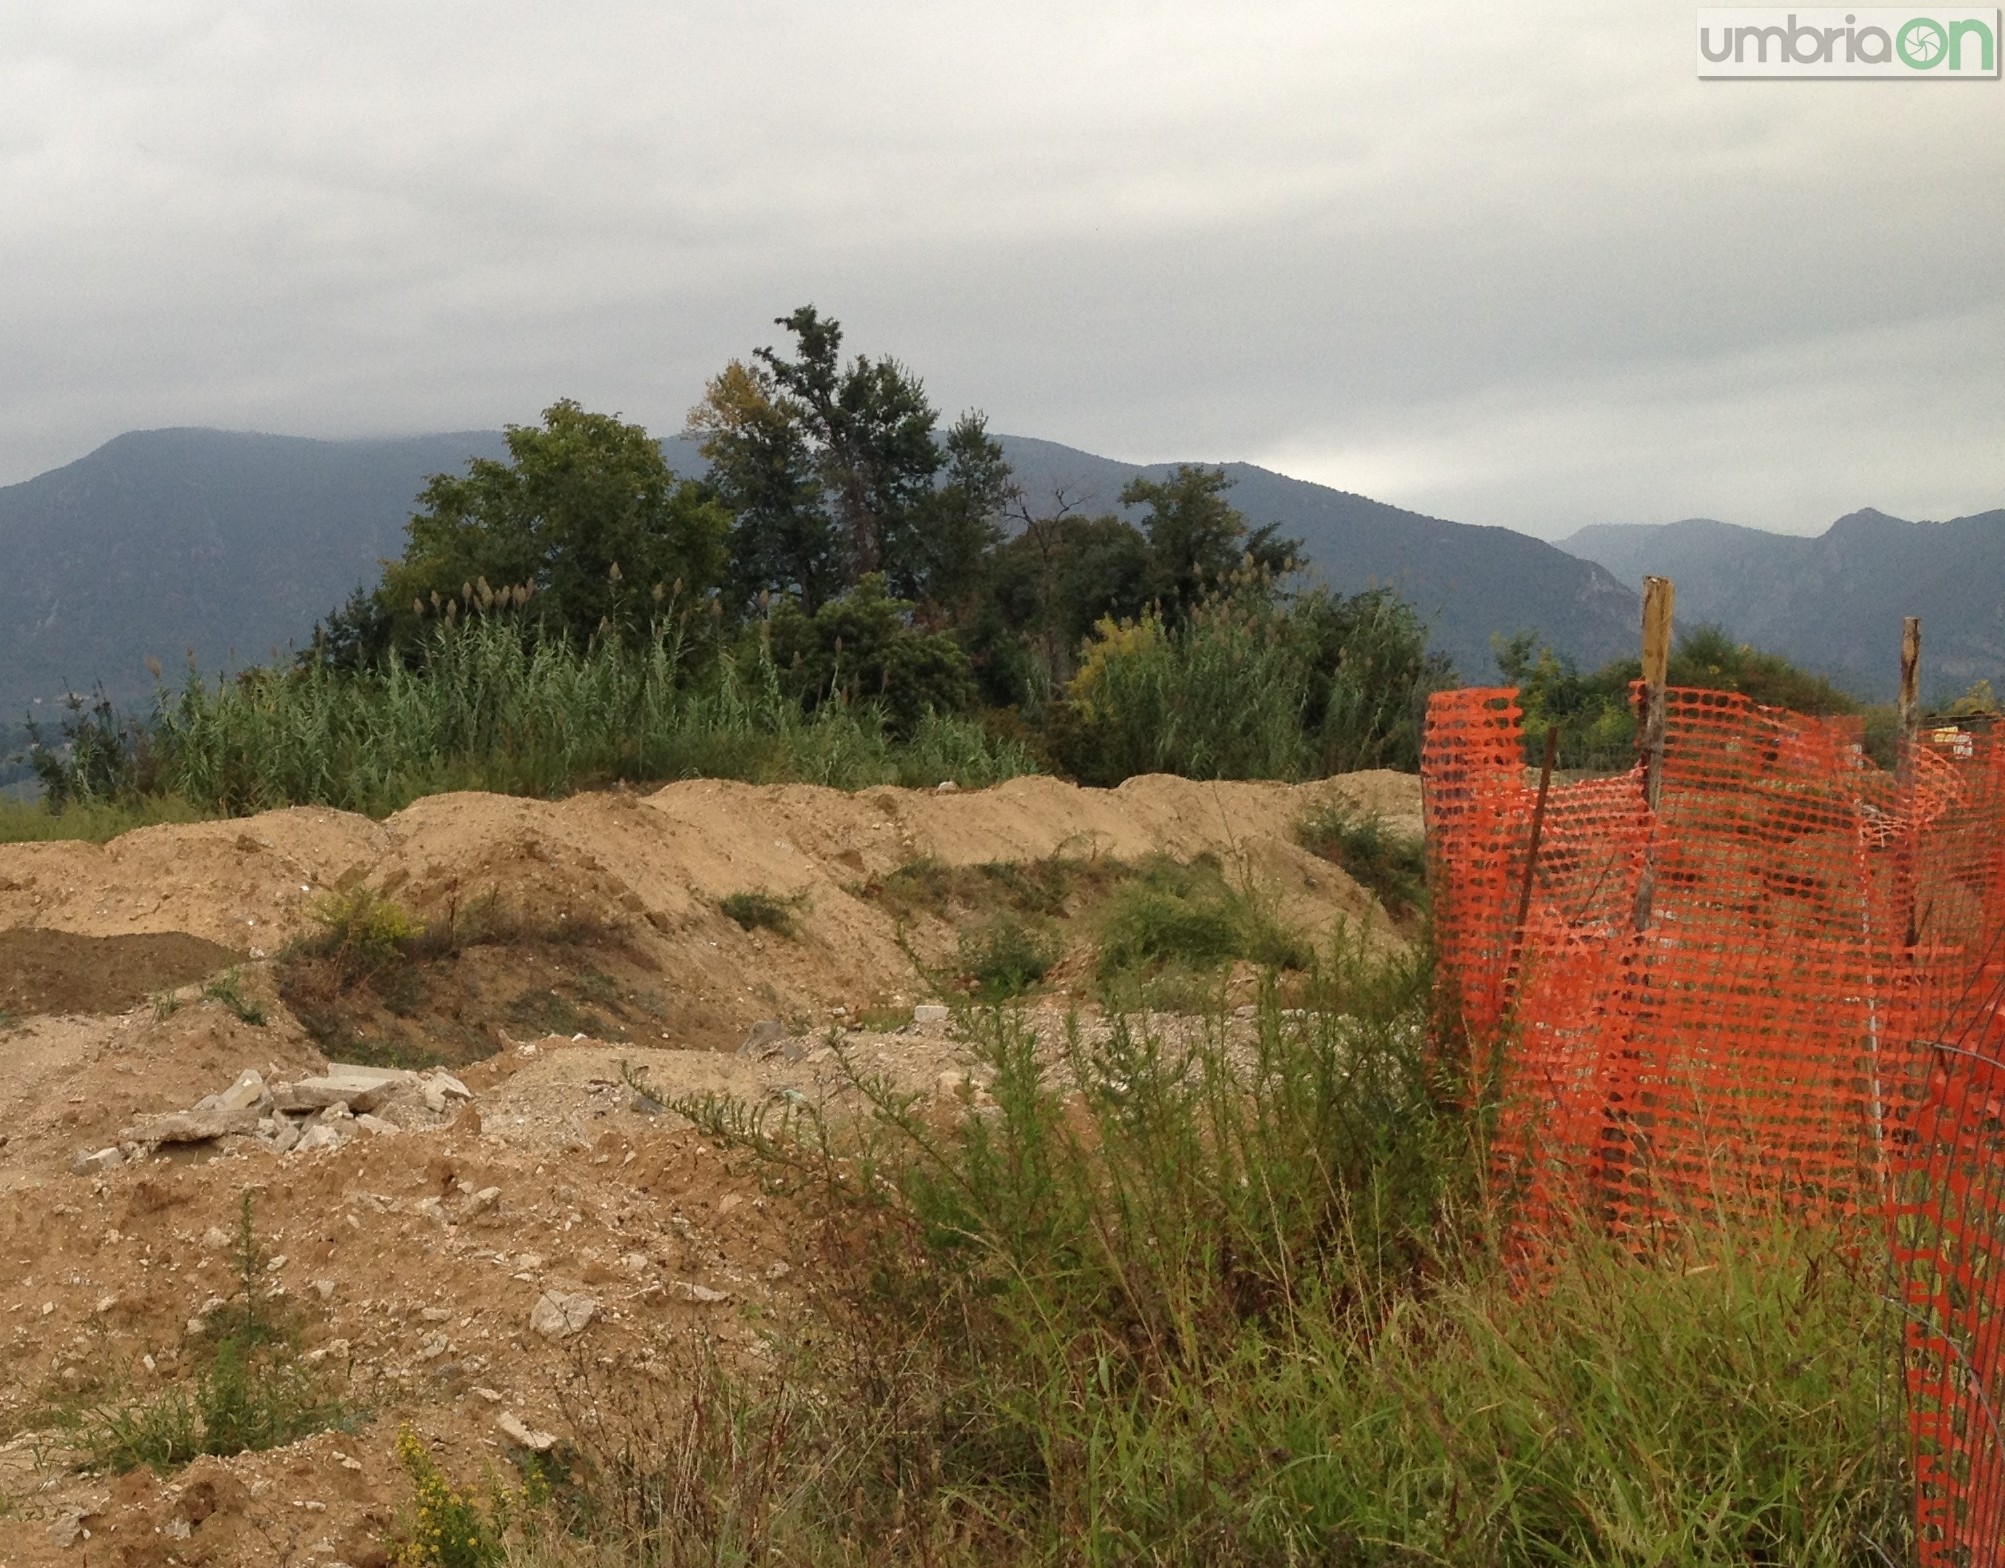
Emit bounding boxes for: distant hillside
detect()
[0,429,513,722]
[1559,509,2005,701]
[997,437,1640,679]
[0,427,1639,745]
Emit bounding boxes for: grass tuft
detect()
[720,890,805,939]
[1295,795,1428,918]
[198,967,266,1026]
[60,1194,350,1474]
[955,913,1061,1000]
[1094,856,1311,1003]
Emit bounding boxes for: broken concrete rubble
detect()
[122,1107,264,1146]
[272,1067,411,1114]
[496,1411,560,1453]
[530,1290,599,1339]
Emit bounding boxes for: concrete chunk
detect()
[420,1072,472,1113]
[275,1070,409,1113]
[122,1108,263,1146]
[217,1069,270,1113]
[324,1063,417,1087]
[271,1081,355,1114]
[496,1411,559,1453]
[530,1291,598,1339]
[738,1018,786,1057]
[293,1122,346,1153]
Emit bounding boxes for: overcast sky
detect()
[2,1,2000,538]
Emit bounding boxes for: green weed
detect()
[63,1195,349,1474]
[395,1425,543,1567]
[0,794,212,845]
[720,889,805,938]
[1093,856,1311,1003]
[142,616,1035,817]
[199,967,266,1026]
[956,913,1061,1000]
[865,855,1120,924]
[1295,796,1428,917]
[629,940,1903,1567]
[323,1035,450,1071]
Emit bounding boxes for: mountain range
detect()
[5,426,1998,765]
[1557,509,2005,702]
[0,428,1640,739]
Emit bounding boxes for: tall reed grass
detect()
[1056,589,1449,786]
[143,616,1035,816]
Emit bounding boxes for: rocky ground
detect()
[0,771,1418,1567]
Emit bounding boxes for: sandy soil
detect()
[0,770,1420,1566]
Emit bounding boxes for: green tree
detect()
[691,307,1014,615]
[974,495,1152,698]
[764,575,977,735]
[686,360,845,614]
[379,400,729,644]
[1120,465,1298,621]
[754,305,943,583]
[894,411,1014,614]
[1494,624,1865,771]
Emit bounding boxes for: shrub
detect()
[764,574,979,736]
[307,887,427,966]
[957,913,1062,1000]
[24,686,150,811]
[720,889,804,938]
[1056,587,1451,786]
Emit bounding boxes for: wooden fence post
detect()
[1898,616,1922,949]
[1900,616,1922,741]
[1633,576,1675,931]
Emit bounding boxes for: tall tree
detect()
[693,307,1010,614]
[1120,465,1297,621]
[686,361,845,613]
[756,306,942,581]
[377,400,728,643]
[891,411,1014,614]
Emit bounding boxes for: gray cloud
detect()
[1,0,2000,537]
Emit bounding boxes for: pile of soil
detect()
[0,772,1420,1045]
[0,771,1424,1566]
[0,930,243,1018]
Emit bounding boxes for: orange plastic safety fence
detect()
[1885,722,2005,1563]
[1423,688,2005,1566]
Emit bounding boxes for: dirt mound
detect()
[0,771,1423,1565]
[0,930,245,1018]
[0,773,1419,1042]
